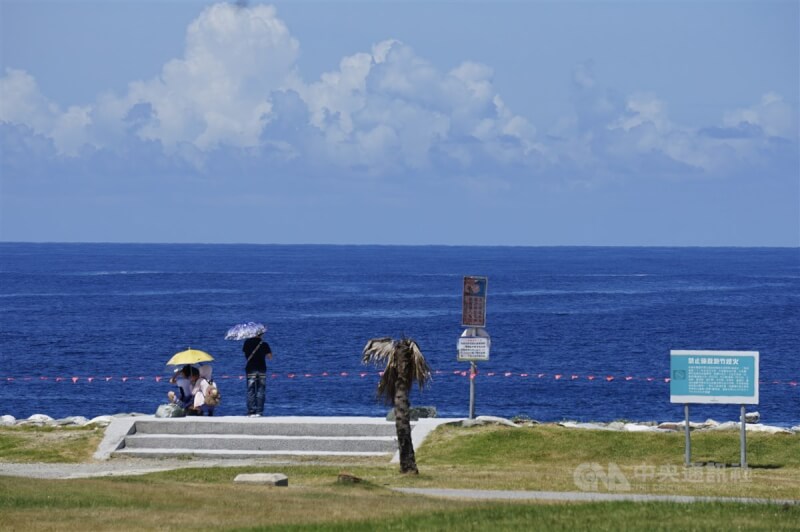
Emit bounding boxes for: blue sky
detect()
[1,0,797,246]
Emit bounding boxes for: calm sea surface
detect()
[0,243,798,425]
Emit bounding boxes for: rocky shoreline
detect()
[453,414,799,434]
[2,412,798,435]
[0,413,146,428]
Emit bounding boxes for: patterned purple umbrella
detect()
[225,322,267,340]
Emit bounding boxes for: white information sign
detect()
[458,337,490,361]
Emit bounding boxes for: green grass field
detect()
[1,423,798,530]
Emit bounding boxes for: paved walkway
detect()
[0,459,300,479]
[393,487,799,506]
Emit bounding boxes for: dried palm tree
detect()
[362,336,432,474]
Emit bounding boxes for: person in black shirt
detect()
[243,332,272,416]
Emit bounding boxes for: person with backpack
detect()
[188,365,219,416]
[242,332,272,417]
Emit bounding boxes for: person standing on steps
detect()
[243,332,272,417]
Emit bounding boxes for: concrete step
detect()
[131,419,398,438]
[100,416,458,462]
[112,448,391,459]
[111,416,404,459]
[122,434,398,453]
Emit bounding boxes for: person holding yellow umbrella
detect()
[166,348,214,366]
[167,365,193,409]
[166,348,215,412]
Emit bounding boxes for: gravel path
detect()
[0,458,315,479]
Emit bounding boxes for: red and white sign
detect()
[462,276,487,327]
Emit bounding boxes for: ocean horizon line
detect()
[1,241,798,250]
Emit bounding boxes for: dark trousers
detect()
[246,372,266,415]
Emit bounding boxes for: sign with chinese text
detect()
[669,350,759,404]
[462,276,488,327]
[458,336,490,361]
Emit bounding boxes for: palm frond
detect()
[362,336,432,404]
[406,339,432,390]
[362,337,395,364]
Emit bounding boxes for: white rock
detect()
[707,421,739,431]
[792,426,799,433]
[558,422,617,431]
[607,422,625,431]
[87,415,113,426]
[1,415,16,426]
[458,416,520,428]
[745,423,793,435]
[655,420,706,430]
[623,423,669,433]
[475,415,519,427]
[55,416,90,427]
[705,422,793,434]
[461,416,519,428]
[26,414,54,424]
[234,473,288,486]
[745,411,760,423]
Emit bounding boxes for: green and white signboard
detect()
[670,350,759,468]
[670,350,759,404]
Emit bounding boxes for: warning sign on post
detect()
[669,350,759,405]
[462,276,487,327]
[458,336,490,361]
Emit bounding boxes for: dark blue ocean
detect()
[0,243,798,425]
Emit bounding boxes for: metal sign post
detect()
[740,405,747,468]
[670,350,759,469]
[684,404,691,466]
[469,362,477,419]
[458,329,490,420]
[460,276,489,420]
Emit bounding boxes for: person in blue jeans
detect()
[242,332,273,417]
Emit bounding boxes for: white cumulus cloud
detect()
[0,2,796,185]
[125,3,299,150]
[723,92,797,139]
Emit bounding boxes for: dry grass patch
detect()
[410,424,800,499]
[0,475,481,531]
[2,475,798,531]
[0,425,104,463]
[1,423,799,531]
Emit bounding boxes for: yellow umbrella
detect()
[166,348,214,366]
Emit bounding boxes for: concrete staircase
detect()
[110,416,404,459]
